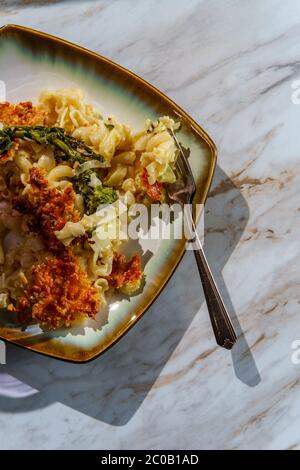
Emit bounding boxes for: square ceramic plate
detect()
[0,25,216,362]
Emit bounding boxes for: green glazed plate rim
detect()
[0,24,217,362]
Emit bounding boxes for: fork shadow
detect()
[0,165,260,425]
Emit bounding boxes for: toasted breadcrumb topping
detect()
[13,167,80,255]
[0,101,45,126]
[0,141,19,163]
[9,256,100,329]
[106,253,142,291]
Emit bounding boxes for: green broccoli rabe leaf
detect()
[73,169,118,215]
[85,186,118,214]
[0,130,13,155]
[73,169,93,192]
[104,123,114,131]
[0,126,105,165]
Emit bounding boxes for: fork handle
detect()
[193,247,237,349]
[186,213,237,349]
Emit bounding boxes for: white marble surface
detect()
[0,0,300,450]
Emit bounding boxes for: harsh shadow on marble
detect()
[204,167,261,387]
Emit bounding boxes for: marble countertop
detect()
[0,0,299,450]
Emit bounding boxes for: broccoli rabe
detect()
[0,126,105,165]
[73,169,118,215]
[0,131,13,154]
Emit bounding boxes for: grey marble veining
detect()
[0,0,300,450]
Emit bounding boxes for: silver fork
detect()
[167,129,237,350]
